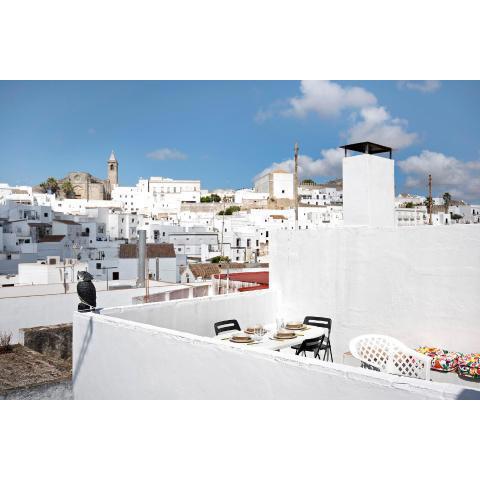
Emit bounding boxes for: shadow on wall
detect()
[456,387,480,400]
[72,316,93,386]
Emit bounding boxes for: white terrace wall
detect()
[102,289,275,337]
[0,283,184,344]
[269,225,480,359]
[72,311,480,399]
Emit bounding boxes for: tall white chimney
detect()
[341,142,395,228]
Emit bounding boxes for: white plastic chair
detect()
[349,334,431,381]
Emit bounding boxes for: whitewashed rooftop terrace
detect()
[73,288,480,400]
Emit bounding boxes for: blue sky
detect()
[1,80,479,201]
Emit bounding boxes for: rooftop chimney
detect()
[340,141,395,228]
[137,230,146,288]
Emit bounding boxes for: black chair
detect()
[294,335,325,359]
[291,316,333,361]
[214,319,241,336]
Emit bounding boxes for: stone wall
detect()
[19,323,72,361]
[0,380,72,400]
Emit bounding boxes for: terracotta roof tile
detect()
[188,263,220,279]
[119,243,176,258]
[38,235,66,243]
[54,219,80,225]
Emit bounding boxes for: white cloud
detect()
[398,150,480,200]
[347,106,418,149]
[254,107,275,123]
[146,148,187,161]
[256,80,417,150]
[286,80,377,118]
[398,80,441,93]
[254,148,343,182]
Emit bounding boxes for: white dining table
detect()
[215,323,326,351]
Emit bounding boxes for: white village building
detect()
[298,184,343,206]
[17,257,88,286]
[254,169,294,199]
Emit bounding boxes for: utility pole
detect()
[428,174,433,225]
[101,266,117,291]
[145,254,150,302]
[220,195,226,257]
[294,142,299,229]
[218,195,227,296]
[225,261,230,295]
[56,262,68,294]
[71,242,82,289]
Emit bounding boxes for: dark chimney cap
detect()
[339,141,392,158]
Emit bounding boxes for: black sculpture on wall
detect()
[77,271,97,312]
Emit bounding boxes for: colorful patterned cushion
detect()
[416,347,460,372]
[457,353,480,379]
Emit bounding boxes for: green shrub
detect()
[218,206,241,215]
[211,256,230,263]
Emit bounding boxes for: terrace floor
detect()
[339,350,480,388]
[212,329,480,391]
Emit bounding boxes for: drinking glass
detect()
[253,325,263,342]
[276,317,285,331]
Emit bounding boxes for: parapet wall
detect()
[72,311,479,399]
[101,288,274,337]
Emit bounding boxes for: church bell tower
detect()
[107,150,119,188]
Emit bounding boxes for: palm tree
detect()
[40,177,59,194]
[443,192,452,214]
[424,196,433,214]
[62,180,75,198]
